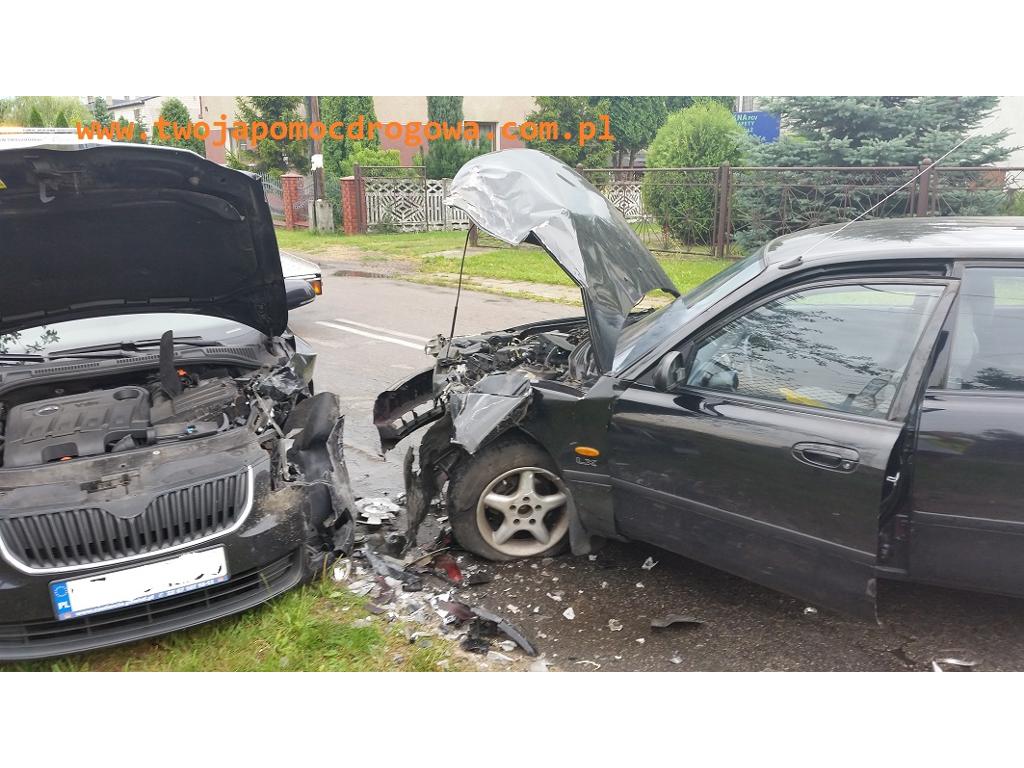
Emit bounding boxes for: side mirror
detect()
[652,351,686,393]
[284,278,315,311]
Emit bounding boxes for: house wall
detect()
[105,96,203,143]
[985,96,1024,167]
[372,96,536,165]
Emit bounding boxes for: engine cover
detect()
[2,386,151,468]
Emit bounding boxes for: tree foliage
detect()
[521,96,613,169]
[91,97,112,127]
[113,113,149,144]
[233,96,310,174]
[604,96,667,167]
[53,111,68,128]
[756,96,1013,166]
[643,100,751,244]
[733,97,1018,249]
[28,107,44,127]
[152,97,205,156]
[665,96,735,113]
[8,96,91,127]
[424,96,485,179]
[320,96,378,177]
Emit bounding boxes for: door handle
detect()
[792,442,860,472]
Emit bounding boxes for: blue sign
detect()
[733,111,780,143]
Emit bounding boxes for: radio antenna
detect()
[796,127,983,262]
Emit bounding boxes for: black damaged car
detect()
[376,148,1024,619]
[0,143,355,660]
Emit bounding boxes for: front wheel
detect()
[448,438,571,561]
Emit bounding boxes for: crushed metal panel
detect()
[445,149,678,372]
[448,371,532,454]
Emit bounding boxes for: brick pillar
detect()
[341,176,365,235]
[281,170,302,230]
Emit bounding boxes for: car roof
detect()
[763,217,1024,266]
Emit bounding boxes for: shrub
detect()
[642,101,750,244]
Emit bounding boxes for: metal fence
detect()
[584,164,1024,258]
[354,163,1024,257]
[260,172,312,225]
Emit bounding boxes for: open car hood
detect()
[0,143,286,338]
[445,150,679,372]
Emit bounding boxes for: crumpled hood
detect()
[445,149,678,371]
[0,143,286,338]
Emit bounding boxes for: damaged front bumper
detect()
[0,391,356,662]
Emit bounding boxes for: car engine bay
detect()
[428,324,593,395]
[0,364,289,469]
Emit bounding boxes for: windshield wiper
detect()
[47,336,221,358]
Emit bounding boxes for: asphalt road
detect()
[289,274,1024,671]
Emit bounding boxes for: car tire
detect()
[448,437,571,561]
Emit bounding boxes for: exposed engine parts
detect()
[432,327,589,393]
[0,364,294,469]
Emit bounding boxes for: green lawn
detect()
[276,229,468,259]
[3,581,459,672]
[421,249,732,295]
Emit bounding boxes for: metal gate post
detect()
[353,163,367,234]
[915,158,933,217]
[713,162,732,258]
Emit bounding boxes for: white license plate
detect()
[49,547,229,621]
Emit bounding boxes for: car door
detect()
[607,277,956,618]
[911,264,1024,596]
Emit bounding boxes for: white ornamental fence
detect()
[363,177,473,232]
[362,174,649,233]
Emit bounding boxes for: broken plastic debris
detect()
[641,557,658,571]
[670,654,683,665]
[331,558,351,582]
[498,640,517,653]
[355,496,400,526]
[635,582,644,589]
[529,656,551,672]
[575,660,601,669]
[562,607,576,620]
[607,619,623,632]
[505,604,521,614]
[803,606,818,616]
[931,658,977,672]
[651,614,704,630]
[470,605,538,657]
[431,552,463,584]
[636,638,646,644]
[546,591,563,602]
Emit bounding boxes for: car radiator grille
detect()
[0,468,250,570]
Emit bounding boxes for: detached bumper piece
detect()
[0,550,302,661]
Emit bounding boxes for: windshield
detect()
[612,249,766,372]
[0,313,265,359]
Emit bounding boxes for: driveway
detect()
[288,274,1024,671]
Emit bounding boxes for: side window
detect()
[684,283,944,418]
[947,267,1024,391]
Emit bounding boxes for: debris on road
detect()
[651,614,704,630]
[803,606,819,616]
[641,557,658,571]
[931,658,977,672]
[670,654,683,665]
[355,496,401,526]
[563,607,576,620]
[332,558,352,582]
[608,619,623,632]
[575,660,601,669]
